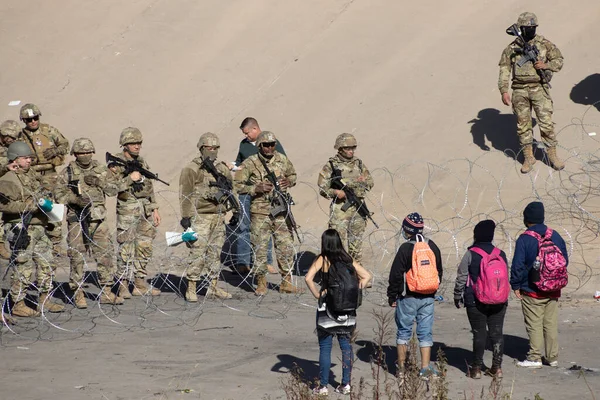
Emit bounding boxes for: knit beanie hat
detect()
[402,212,424,236]
[473,219,495,243]
[523,201,545,224]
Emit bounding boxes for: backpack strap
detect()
[523,230,542,243]
[544,228,553,240]
[469,246,488,258]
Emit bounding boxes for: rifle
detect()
[3,212,34,279]
[105,152,170,186]
[506,24,552,88]
[201,157,240,213]
[257,157,302,243]
[66,167,93,249]
[329,161,379,229]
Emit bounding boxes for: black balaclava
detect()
[521,26,537,42]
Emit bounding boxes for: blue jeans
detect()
[395,296,434,347]
[318,331,353,387]
[235,194,272,266]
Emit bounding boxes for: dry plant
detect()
[280,363,314,400]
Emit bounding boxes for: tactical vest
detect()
[511,36,553,85]
[190,157,228,214]
[66,160,108,220]
[21,124,65,171]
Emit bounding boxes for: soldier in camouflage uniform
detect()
[109,127,161,298]
[55,138,123,308]
[0,120,21,260]
[498,12,565,173]
[317,133,374,264]
[0,142,64,317]
[16,104,70,255]
[235,131,304,296]
[179,132,235,302]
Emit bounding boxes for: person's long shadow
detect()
[272,354,328,386]
[501,334,529,361]
[355,340,398,375]
[570,73,600,112]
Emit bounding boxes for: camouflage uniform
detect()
[235,131,303,295]
[179,132,236,301]
[0,142,63,315]
[0,120,21,259]
[55,142,119,293]
[498,12,564,171]
[16,104,69,251]
[317,135,374,263]
[109,128,160,297]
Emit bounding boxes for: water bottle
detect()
[533,257,541,271]
[38,198,53,212]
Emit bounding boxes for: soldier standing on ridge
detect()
[317,133,374,264]
[179,132,234,302]
[109,127,161,298]
[235,131,304,296]
[0,120,21,260]
[16,104,70,256]
[55,138,123,308]
[498,12,565,173]
[0,142,64,317]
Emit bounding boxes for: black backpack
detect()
[323,261,362,314]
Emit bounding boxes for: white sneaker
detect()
[334,384,351,395]
[313,386,329,396]
[517,360,542,368]
[549,361,558,367]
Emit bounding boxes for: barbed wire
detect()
[1,103,599,346]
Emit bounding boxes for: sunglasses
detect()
[23,116,40,123]
[261,142,276,148]
[341,146,357,151]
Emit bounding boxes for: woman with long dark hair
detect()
[305,229,371,396]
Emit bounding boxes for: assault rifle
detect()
[258,157,302,243]
[66,169,93,250]
[202,157,240,213]
[3,212,33,279]
[329,161,379,229]
[106,152,170,186]
[506,24,552,88]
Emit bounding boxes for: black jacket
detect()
[387,238,443,306]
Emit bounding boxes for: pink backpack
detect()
[468,247,510,304]
[523,229,568,292]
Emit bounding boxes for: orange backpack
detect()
[405,234,440,294]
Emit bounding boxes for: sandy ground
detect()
[2,0,600,398]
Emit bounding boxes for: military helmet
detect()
[256,131,277,147]
[119,127,143,146]
[517,12,538,27]
[334,133,358,150]
[71,137,96,155]
[19,103,42,120]
[196,132,220,149]
[0,120,21,139]
[7,141,34,161]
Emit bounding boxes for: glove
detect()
[43,147,59,159]
[131,182,144,193]
[254,182,273,194]
[180,217,192,230]
[70,193,91,208]
[454,298,463,309]
[84,175,101,187]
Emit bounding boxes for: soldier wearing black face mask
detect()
[498,12,565,174]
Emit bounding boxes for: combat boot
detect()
[186,280,198,302]
[206,278,232,300]
[11,300,40,318]
[255,275,268,296]
[99,286,124,305]
[546,147,565,171]
[132,277,161,296]
[0,243,10,260]
[279,275,305,294]
[37,293,64,313]
[117,280,132,299]
[520,145,536,174]
[73,289,88,309]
